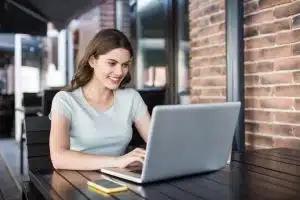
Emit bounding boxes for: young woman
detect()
[49,29,151,170]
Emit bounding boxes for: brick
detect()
[199,88,226,96]
[245,98,260,108]
[275,112,300,124]
[245,75,260,86]
[274,1,300,18]
[246,133,274,147]
[275,85,300,97]
[295,99,300,110]
[211,98,226,103]
[260,72,294,85]
[190,97,211,104]
[275,138,300,149]
[293,43,300,55]
[189,0,209,8]
[210,12,225,24]
[191,3,221,19]
[259,0,292,9]
[245,144,268,151]
[294,71,300,83]
[260,46,292,59]
[190,18,210,30]
[191,77,226,87]
[245,110,274,122]
[246,122,294,136]
[275,57,300,71]
[191,55,226,67]
[276,29,300,45]
[198,66,226,76]
[197,23,225,38]
[192,33,225,47]
[244,1,259,15]
[260,98,294,109]
[208,33,226,45]
[190,88,202,96]
[292,15,300,28]
[244,26,259,37]
[191,37,210,47]
[191,45,225,57]
[245,50,260,61]
[295,126,300,137]
[190,68,201,77]
[244,10,274,25]
[245,87,273,97]
[245,62,274,74]
[203,3,221,15]
[245,36,275,49]
[259,19,291,34]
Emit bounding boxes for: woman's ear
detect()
[88,56,96,68]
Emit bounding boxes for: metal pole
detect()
[165,0,178,104]
[226,0,245,152]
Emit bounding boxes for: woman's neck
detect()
[82,78,113,104]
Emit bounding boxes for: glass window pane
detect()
[136,0,167,89]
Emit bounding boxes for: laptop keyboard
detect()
[130,169,142,174]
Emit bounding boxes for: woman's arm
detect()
[49,111,119,170]
[134,111,151,143]
[49,111,145,170]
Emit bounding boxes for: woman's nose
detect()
[114,65,123,76]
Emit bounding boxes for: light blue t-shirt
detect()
[50,87,147,156]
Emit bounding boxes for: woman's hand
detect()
[116,148,146,168]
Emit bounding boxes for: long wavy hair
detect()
[65,29,133,92]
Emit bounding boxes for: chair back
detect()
[42,88,62,116]
[129,88,166,149]
[24,116,52,172]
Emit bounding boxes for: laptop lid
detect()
[141,102,241,182]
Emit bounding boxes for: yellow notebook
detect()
[87,179,128,194]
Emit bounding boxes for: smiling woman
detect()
[49,29,151,171]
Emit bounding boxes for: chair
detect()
[20,116,52,175]
[128,88,166,150]
[21,116,52,200]
[42,88,62,116]
[22,93,42,117]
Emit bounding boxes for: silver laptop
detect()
[101,102,241,184]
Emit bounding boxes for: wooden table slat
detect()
[232,152,300,177]
[79,171,149,200]
[231,161,300,191]
[256,148,300,159]
[40,171,89,200]
[249,152,300,166]
[208,165,299,200]
[57,170,116,200]
[101,173,204,200]
[30,171,62,200]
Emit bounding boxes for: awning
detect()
[0,0,103,36]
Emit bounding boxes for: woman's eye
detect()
[108,62,116,66]
[123,64,129,68]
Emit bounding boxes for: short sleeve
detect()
[131,90,147,121]
[49,91,72,121]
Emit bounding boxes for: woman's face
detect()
[89,48,131,90]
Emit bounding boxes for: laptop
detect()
[101,102,241,184]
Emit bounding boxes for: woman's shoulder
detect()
[116,88,140,98]
[52,88,79,103]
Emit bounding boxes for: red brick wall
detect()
[189,0,226,104]
[189,0,300,149]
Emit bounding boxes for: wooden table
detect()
[28,148,300,200]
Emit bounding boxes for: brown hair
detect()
[65,29,133,92]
